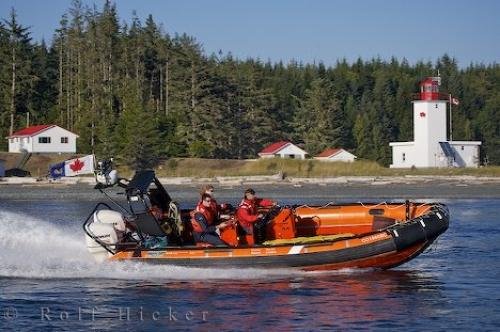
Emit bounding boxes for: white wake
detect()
[0,210,309,280]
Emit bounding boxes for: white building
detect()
[7,124,78,153]
[390,77,481,168]
[315,148,357,162]
[258,141,308,159]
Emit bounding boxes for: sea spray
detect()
[0,210,313,280]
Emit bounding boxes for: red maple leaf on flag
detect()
[70,158,85,172]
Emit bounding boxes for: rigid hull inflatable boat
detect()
[84,169,449,271]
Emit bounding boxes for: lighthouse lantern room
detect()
[389,77,481,168]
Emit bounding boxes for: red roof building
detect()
[259,141,290,155]
[6,124,78,153]
[7,125,55,138]
[258,141,308,159]
[315,148,357,162]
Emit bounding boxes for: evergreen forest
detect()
[1,1,499,168]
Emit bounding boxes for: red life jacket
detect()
[190,202,216,233]
[236,198,261,227]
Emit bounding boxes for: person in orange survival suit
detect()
[191,193,231,246]
[199,184,233,220]
[236,188,276,243]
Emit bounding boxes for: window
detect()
[402,153,406,162]
[461,146,464,151]
[38,137,51,144]
[61,137,68,144]
[9,139,14,144]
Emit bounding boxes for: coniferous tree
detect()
[4,8,32,135]
[29,40,58,125]
[114,78,161,169]
[354,112,373,159]
[295,78,344,155]
[0,22,11,149]
[237,60,277,157]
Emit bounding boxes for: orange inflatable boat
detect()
[83,170,449,271]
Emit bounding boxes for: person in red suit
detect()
[191,193,231,246]
[236,188,276,243]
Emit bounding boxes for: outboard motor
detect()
[85,209,126,262]
[95,158,118,188]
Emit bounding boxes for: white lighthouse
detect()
[390,77,481,168]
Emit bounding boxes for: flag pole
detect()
[449,94,453,141]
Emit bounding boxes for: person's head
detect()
[244,188,256,200]
[201,193,213,207]
[200,184,215,197]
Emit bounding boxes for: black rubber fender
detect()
[390,221,426,251]
[419,214,448,240]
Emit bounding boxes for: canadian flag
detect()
[64,155,95,176]
[451,97,460,106]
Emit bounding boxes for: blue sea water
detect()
[1,195,500,331]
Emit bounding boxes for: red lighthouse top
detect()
[419,77,441,100]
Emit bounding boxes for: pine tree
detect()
[354,112,373,159]
[29,40,58,125]
[236,60,277,158]
[0,22,11,149]
[295,78,344,155]
[4,8,32,135]
[114,78,161,169]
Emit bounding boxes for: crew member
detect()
[236,188,276,243]
[191,193,230,246]
[199,184,232,219]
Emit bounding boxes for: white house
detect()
[7,124,78,153]
[315,148,357,162]
[390,77,481,168]
[258,141,308,159]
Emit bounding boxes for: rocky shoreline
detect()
[1,174,500,186]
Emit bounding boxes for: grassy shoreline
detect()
[2,152,500,178]
[154,158,500,178]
